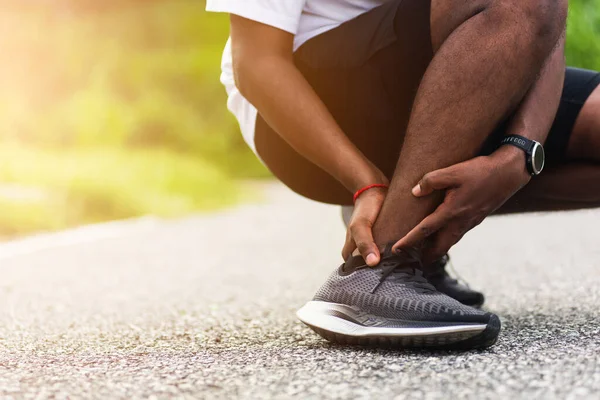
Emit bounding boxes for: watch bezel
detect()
[530,142,545,176]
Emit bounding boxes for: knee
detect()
[431,0,566,57]
[525,0,567,41]
[489,0,567,57]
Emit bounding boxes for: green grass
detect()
[0,145,243,237]
[0,0,598,238]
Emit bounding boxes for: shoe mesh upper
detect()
[314,266,487,322]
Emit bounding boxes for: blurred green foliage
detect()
[1,0,265,175]
[0,0,598,237]
[0,0,265,237]
[566,0,600,69]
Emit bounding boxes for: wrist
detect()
[353,183,389,204]
[346,163,389,194]
[491,145,532,185]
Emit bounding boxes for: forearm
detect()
[508,31,565,140]
[237,56,386,192]
[495,33,566,173]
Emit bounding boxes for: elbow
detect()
[232,56,256,99]
[233,53,292,100]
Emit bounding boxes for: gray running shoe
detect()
[342,205,485,308]
[297,246,500,349]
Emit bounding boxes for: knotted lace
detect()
[369,247,436,294]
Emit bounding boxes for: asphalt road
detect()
[0,183,598,399]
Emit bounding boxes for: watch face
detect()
[532,143,545,175]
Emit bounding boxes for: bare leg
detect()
[372,0,567,246]
[497,85,600,214]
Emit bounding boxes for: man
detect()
[206,0,600,349]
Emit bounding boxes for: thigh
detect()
[255,0,433,205]
[479,67,600,165]
[563,68,600,162]
[544,67,600,164]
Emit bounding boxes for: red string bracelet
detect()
[353,184,389,203]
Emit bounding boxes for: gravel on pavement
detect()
[0,183,598,399]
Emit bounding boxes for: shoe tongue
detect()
[382,243,422,264]
[381,243,396,258]
[342,244,422,273]
[342,254,367,273]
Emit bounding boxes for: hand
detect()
[342,186,387,266]
[392,147,532,263]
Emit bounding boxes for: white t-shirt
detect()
[206,0,388,154]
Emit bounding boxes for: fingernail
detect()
[412,185,421,196]
[366,253,377,266]
[394,247,403,255]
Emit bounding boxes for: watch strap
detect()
[500,134,535,154]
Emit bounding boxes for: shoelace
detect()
[367,248,436,294]
[446,256,472,289]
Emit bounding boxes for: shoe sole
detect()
[297,301,500,350]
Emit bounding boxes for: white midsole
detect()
[297,301,487,337]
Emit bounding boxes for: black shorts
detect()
[255,0,600,205]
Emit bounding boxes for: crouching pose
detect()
[207,0,600,349]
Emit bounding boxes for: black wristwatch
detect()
[500,134,545,176]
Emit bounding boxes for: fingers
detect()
[342,228,356,260]
[392,204,453,252]
[348,217,380,266]
[412,166,461,197]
